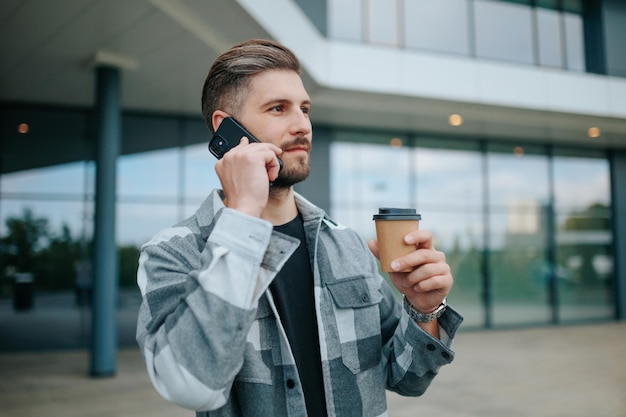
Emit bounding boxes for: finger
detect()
[264,147,283,181]
[231,140,283,180]
[391,248,445,273]
[404,229,434,249]
[413,274,452,293]
[414,260,449,280]
[237,137,283,156]
[392,260,448,288]
[266,156,281,181]
[238,136,251,146]
[367,240,380,259]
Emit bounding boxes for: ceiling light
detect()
[390,137,403,148]
[18,123,29,134]
[448,114,463,127]
[587,127,601,138]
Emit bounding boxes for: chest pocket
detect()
[326,276,383,374]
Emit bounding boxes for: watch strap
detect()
[403,296,447,323]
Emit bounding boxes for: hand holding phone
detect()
[209,117,283,206]
[209,117,283,172]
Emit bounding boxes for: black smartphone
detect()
[208,117,283,172]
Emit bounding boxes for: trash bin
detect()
[13,272,34,311]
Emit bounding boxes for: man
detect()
[137,39,463,417]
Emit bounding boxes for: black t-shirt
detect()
[271,213,328,417]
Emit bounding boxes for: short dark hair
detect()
[201,39,301,133]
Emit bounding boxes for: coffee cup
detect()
[373,208,421,272]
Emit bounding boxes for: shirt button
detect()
[361,293,369,302]
[286,379,295,389]
[426,344,436,351]
[441,351,450,360]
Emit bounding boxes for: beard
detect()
[270,137,311,188]
[270,156,310,188]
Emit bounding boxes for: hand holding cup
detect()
[370,208,453,318]
[373,208,421,272]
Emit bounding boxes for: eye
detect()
[301,106,311,115]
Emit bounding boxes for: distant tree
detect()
[0,207,143,292]
[35,224,84,290]
[0,208,49,274]
[563,203,610,231]
[119,245,141,288]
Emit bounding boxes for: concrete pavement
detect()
[1,322,625,417]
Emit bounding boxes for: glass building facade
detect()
[328,0,586,71]
[329,133,613,328]
[0,115,616,333]
[1,0,625,351]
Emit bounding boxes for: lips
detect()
[284,145,309,152]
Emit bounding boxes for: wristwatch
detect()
[403,296,447,323]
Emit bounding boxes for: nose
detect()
[289,109,311,137]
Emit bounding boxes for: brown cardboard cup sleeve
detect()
[373,208,421,272]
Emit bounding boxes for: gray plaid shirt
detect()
[137,190,463,417]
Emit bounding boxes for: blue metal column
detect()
[610,150,626,320]
[91,66,121,376]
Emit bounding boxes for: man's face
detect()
[236,69,312,187]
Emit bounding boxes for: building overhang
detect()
[1,0,625,165]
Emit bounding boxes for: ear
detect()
[211,110,230,132]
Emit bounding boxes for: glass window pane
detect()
[487,144,550,208]
[474,0,535,64]
[328,0,363,41]
[330,142,359,206]
[117,203,179,246]
[490,211,551,326]
[556,212,613,322]
[118,148,179,200]
[487,145,550,326]
[553,154,612,322]
[1,162,90,195]
[403,0,470,55]
[537,8,563,68]
[553,155,610,211]
[330,140,411,238]
[331,131,410,209]
[368,0,398,45]
[183,143,220,200]
[358,143,411,206]
[414,146,483,210]
[563,12,585,71]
